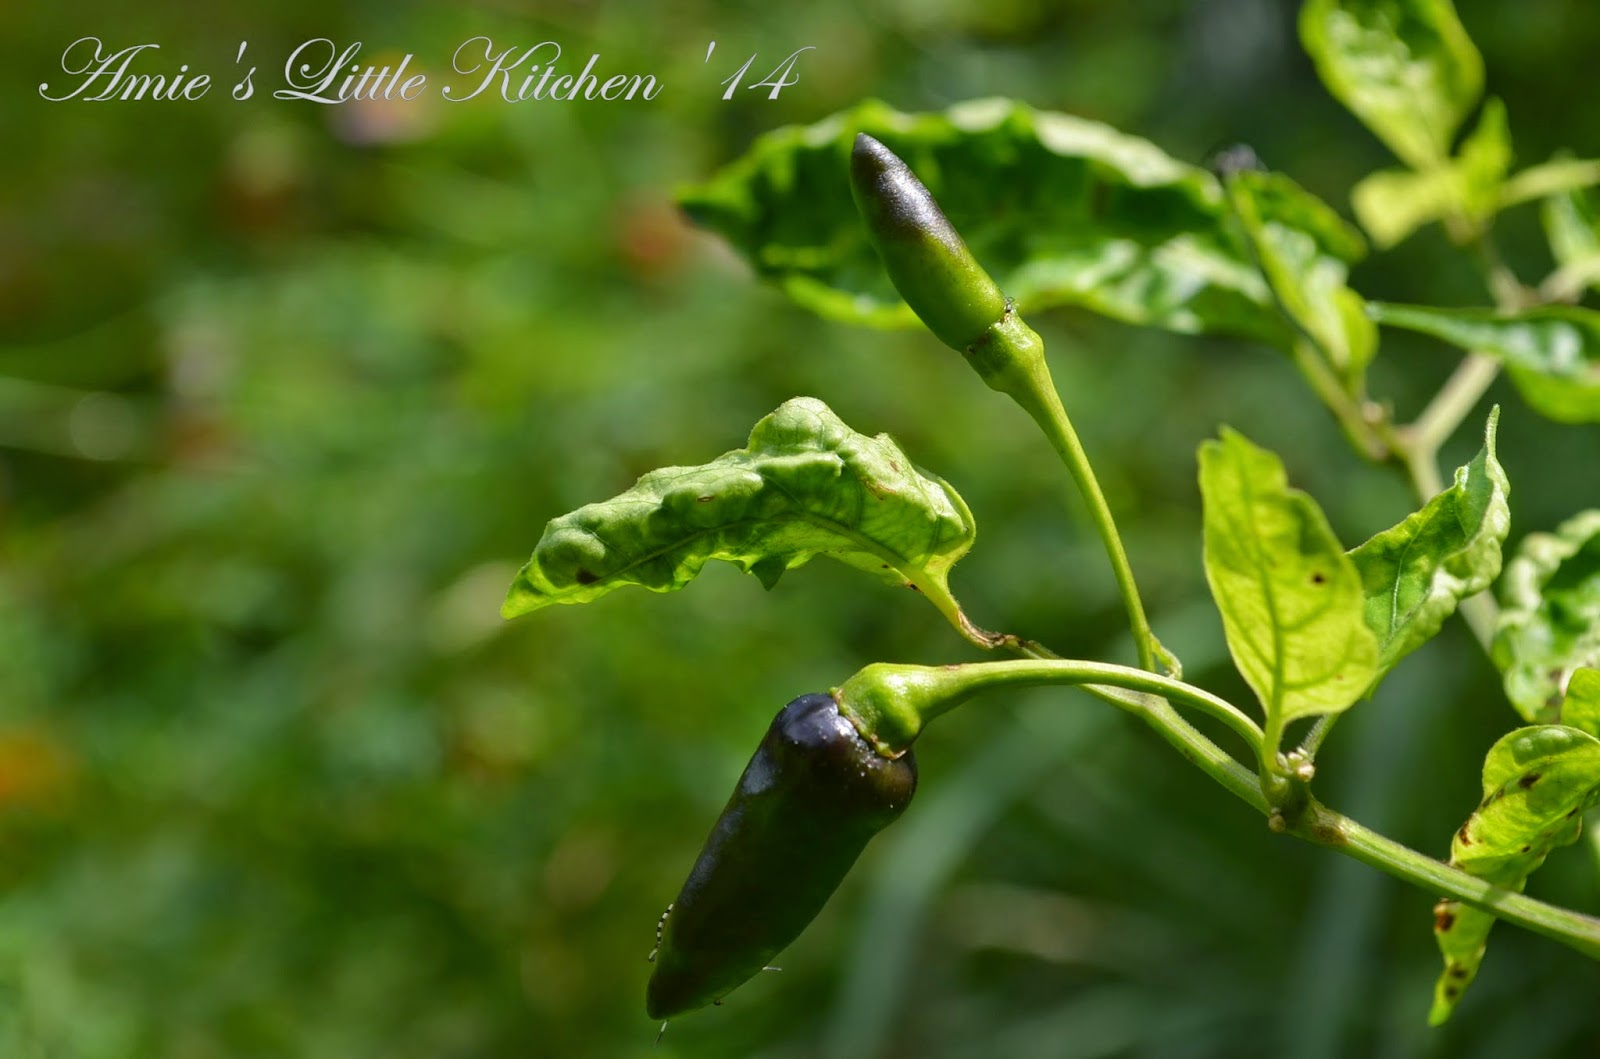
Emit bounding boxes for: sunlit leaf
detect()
[1352,165,1460,249]
[1452,97,1511,223]
[502,397,975,619]
[679,98,1293,346]
[1348,408,1508,689]
[1224,169,1374,382]
[1430,724,1600,1024]
[1368,303,1600,423]
[1493,511,1600,722]
[1501,158,1600,210]
[1299,0,1484,170]
[1541,183,1600,298]
[1199,429,1380,728]
[1348,98,1510,248]
[1562,669,1600,739]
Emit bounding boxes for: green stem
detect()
[981,324,1158,673]
[1409,353,1502,459]
[1312,804,1600,962]
[842,659,1600,966]
[1289,341,1389,462]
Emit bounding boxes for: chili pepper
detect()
[646,691,917,1019]
[850,133,1008,353]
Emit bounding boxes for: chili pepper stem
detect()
[838,659,1600,966]
[969,312,1166,675]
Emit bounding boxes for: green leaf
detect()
[1348,408,1508,688]
[1541,182,1600,298]
[1299,0,1484,170]
[1368,303,1600,423]
[501,397,975,621]
[1562,669,1600,739]
[1224,169,1375,382]
[1453,97,1511,223]
[1199,429,1380,730]
[1501,158,1600,211]
[679,98,1293,347]
[1348,98,1510,249]
[1430,724,1600,1024]
[1493,511,1600,722]
[1351,165,1461,249]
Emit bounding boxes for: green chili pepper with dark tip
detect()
[645,691,917,1020]
[850,132,1008,353]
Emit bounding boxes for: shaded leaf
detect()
[1199,429,1380,728]
[1348,408,1508,688]
[1368,303,1600,423]
[1224,169,1374,382]
[1430,724,1600,1024]
[1299,0,1484,170]
[502,397,975,619]
[679,98,1292,346]
[1493,510,1600,722]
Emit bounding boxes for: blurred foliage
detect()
[1,0,1599,1056]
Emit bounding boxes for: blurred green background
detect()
[3,1,1599,1056]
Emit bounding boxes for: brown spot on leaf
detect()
[1434,904,1457,932]
[1449,966,1468,980]
[1520,845,1532,853]
[575,568,599,585]
[1519,772,1541,789]
[1457,824,1473,846]
[1310,571,1326,585]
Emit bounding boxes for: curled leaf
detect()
[1348,408,1508,689]
[1493,510,1600,722]
[680,98,1291,346]
[502,398,975,621]
[1431,724,1600,1024]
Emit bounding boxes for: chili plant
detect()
[503,0,1600,1032]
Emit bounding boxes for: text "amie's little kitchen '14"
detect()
[41,38,669,103]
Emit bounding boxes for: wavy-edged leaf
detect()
[1493,511,1600,721]
[1299,0,1483,170]
[1430,724,1600,1024]
[1368,303,1600,423]
[679,97,1292,346]
[1199,429,1380,728]
[501,397,975,619]
[1224,168,1374,382]
[1347,408,1508,689]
